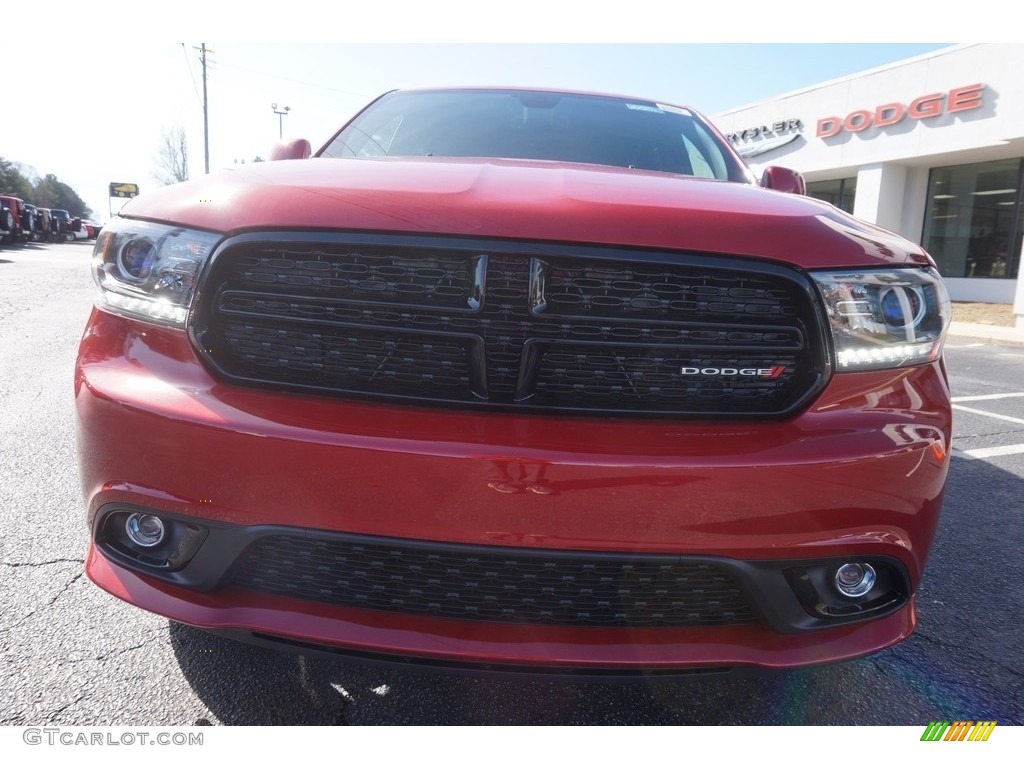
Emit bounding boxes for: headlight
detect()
[811,267,951,371]
[92,219,221,327]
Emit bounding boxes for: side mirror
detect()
[760,166,806,196]
[269,138,312,161]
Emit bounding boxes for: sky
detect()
[0,2,984,223]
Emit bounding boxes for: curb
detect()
[948,321,1024,345]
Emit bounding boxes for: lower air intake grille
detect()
[228,534,759,627]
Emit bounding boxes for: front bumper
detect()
[76,309,951,670]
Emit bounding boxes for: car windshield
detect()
[320,89,747,181]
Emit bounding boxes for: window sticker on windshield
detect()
[657,104,692,116]
[626,104,665,114]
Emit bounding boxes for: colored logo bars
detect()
[921,721,997,741]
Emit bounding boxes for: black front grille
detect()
[228,534,759,627]
[194,233,826,416]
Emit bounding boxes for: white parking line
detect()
[951,393,1024,461]
[950,404,1024,426]
[951,392,1024,403]
[953,444,1024,460]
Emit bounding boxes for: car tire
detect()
[2,209,13,232]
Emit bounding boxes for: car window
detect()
[321,89,746,181]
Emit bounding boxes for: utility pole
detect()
[195,43,212,174]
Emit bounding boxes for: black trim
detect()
[190,231,831,420]
[93,506,910,635]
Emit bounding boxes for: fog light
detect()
[125,513,165,548]
[834,562,876,598]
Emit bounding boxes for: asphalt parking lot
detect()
[1,242,1021,726]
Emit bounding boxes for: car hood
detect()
[120,157,932,270]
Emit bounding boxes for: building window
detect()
[922,158,1023,279]
[807,177,857,214]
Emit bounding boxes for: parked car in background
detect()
[70,219,98,240]
[0,194,28,244]
[50,208,71,241]
[34,208,55,242]
[78,87,953,675]
[21,203,38,241]
[0,199,13,243]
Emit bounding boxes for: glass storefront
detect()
[922,158,1023,279]
[807,177,857,214]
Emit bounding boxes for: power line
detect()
[180,43,204,107]
[213,59,373,101]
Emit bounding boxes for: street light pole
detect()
[272,103,291,139]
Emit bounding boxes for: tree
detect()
[32,174,93,219]
[154,125,189,186]
[0,156,33,200]
[0,157,92,218]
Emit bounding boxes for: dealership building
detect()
[714,43,1024,328]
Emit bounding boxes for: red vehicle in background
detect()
[1,194,28,244]
[77,88,952,675]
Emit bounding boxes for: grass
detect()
[951,302,1016,327]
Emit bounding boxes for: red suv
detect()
[77,88,952,675]
[1,194,27,244]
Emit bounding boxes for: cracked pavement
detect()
[0,244,218,725]
[1,243,1021,725]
